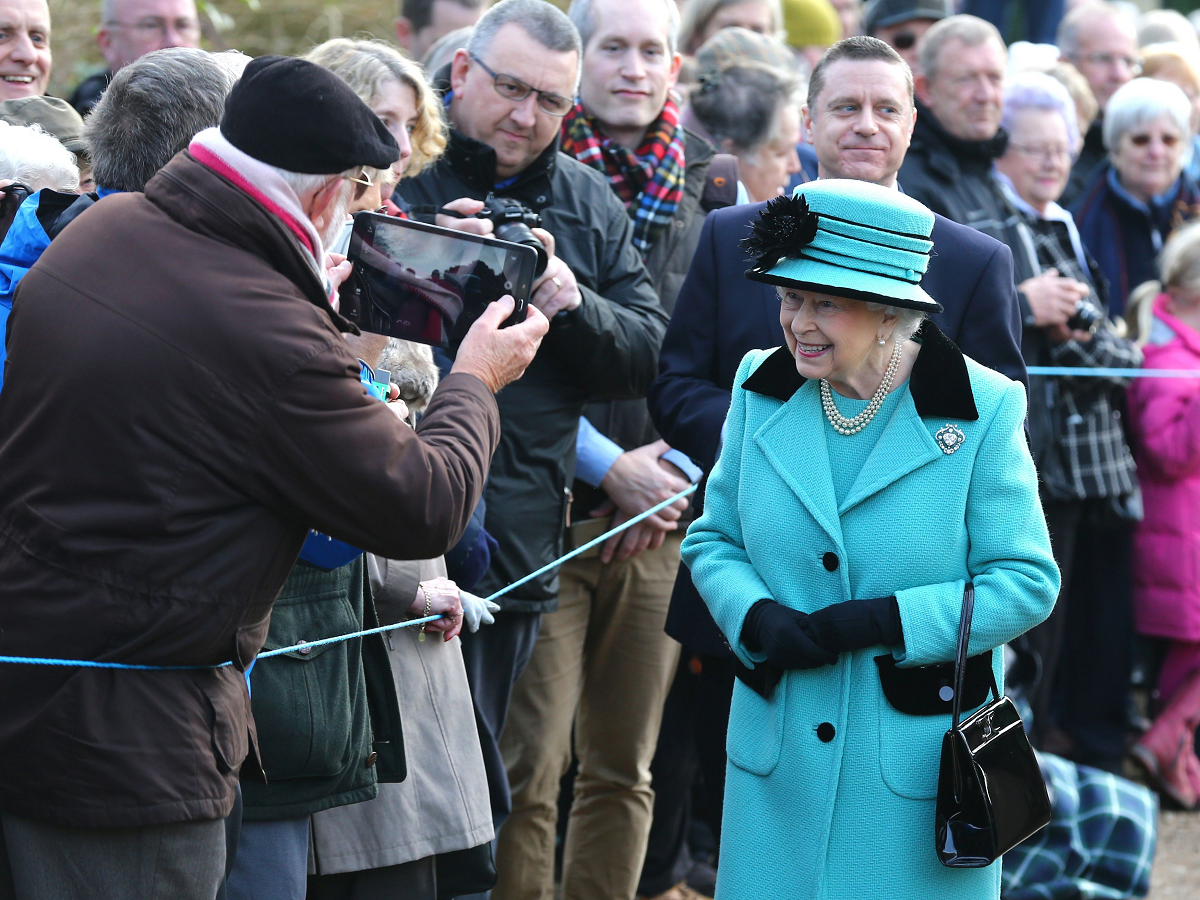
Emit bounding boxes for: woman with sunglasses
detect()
[1073,77,1200,319]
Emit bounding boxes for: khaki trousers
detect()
[494,533,683,900]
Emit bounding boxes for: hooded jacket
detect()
[0,151,499,827]
[397,71,667,612]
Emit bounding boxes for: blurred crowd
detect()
[2,0,1200,899]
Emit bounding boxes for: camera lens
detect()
[495,222,549,277]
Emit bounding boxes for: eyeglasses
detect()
[1129,132,1181,147]
[468,53,574,117]
[1071,52,1140,74]
[1010,143,1073,162]
[106,17,202,41]
[345,168,375,188]
[891,31,918,51]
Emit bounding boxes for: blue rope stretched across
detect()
[0,484,699,671]
[1028,366,1200,378]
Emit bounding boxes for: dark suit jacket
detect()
[648,200,1026,656]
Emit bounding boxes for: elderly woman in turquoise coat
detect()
[680,179,1059,900]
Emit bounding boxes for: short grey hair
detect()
[84,47,237,193]
[917,14,1005,81]
[866,302,926,343]
[1103,76,1192,166]
[468,0,582,84]
[569,0,681,56]
[1057,2,1133,59]
[101,0,197,25]
[1002,71,1080,156]
[689,65,800,154]
[679,0,783,54]
[1137,9,1198,48]
[0,122,79,192]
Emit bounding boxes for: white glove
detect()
[461,591,500,633]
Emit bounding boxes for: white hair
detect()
[866,302,927,343]
[1002,71,1081,156]
[0,122,80,193]
[1103,77,1193,170]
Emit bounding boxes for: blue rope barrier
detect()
[1028,366,1200,378]
[0,484,699,671]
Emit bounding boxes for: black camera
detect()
[476,193,549,277]
[1067,297,1103,334]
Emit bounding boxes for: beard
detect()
[317,181,354,253]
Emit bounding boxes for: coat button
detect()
[365,751,378,768]
[822,552,839,572]
[817,722,836,743]
[297,640,310,655]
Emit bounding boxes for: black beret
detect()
[220,55,400,175]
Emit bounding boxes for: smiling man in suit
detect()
[644,33,1025,847]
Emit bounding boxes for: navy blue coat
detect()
[649,200,1026,655]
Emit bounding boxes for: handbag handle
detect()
[950,582,1000,730]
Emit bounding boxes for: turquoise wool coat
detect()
[681,323,1059,900]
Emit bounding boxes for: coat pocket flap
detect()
[874,651,994,716]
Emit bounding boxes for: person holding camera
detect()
[0,57,547,900]
[994,72,1142,758]
[397,0,667,843]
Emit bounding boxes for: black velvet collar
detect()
[741,319,980,421]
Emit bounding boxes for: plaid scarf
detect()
[561,98,686,257]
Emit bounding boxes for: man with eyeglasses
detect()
[68,0,200,116]
[862,0,951,68]
[1057,1,1139,206]
[397,0,667,848]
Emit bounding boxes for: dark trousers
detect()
[308,857,437,900]
[1053,516,1136,769]
[963,0,1064,43]
[1021,496,1083,746]
[638,653,735,895]
[460,610,543,833]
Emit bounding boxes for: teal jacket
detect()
[241,558,404,821]
[681,322,1059,900]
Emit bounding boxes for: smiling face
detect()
[917,35,1005,142]
[97,0,200,72]
[371,77,418,179]
[805,57,914,187]
[995,107,1072,213]
[578,0,681,150]
[0,0,50,100]
[778,287,890,382]
[1111,113,1186,203]
[448,23,579,180]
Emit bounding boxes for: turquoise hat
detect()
[743,179,942,313]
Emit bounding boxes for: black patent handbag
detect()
[935,583,1052,868]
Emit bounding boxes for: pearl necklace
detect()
[819,343,902,436]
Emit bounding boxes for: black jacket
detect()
[899,103,1018,247]
[573,130,720,516]
[1061,119,1107,209]
[649,201,1026,656]
[67,70,111,117]
[398,78,666,612]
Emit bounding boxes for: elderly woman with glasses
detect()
[681,179,1058,900]
[1073,77,1200,317]
[993,72,1142,748]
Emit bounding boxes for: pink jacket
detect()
[1128,293,1200,641]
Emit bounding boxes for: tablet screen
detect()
[340,213,535,348]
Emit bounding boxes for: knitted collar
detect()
[741,318,979,420]
[914,101,1009,165]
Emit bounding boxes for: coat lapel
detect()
[753,381,845,552]
[836,390,942,515]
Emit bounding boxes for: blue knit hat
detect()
[743,179,942,313]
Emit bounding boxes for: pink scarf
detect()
[188,128,327,277]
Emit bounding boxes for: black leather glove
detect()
[807,597,902,653]
[740,600,838,670]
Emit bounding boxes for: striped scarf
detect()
[561,98,686,257]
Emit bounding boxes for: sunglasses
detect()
[891,31,918,51]
[1129,133,1181,147]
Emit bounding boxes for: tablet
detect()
[339,213,536,348]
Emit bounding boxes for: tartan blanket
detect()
[1002,753,1157,899]
[560,98,686,257]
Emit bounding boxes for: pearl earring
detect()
[877,336,886,346]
